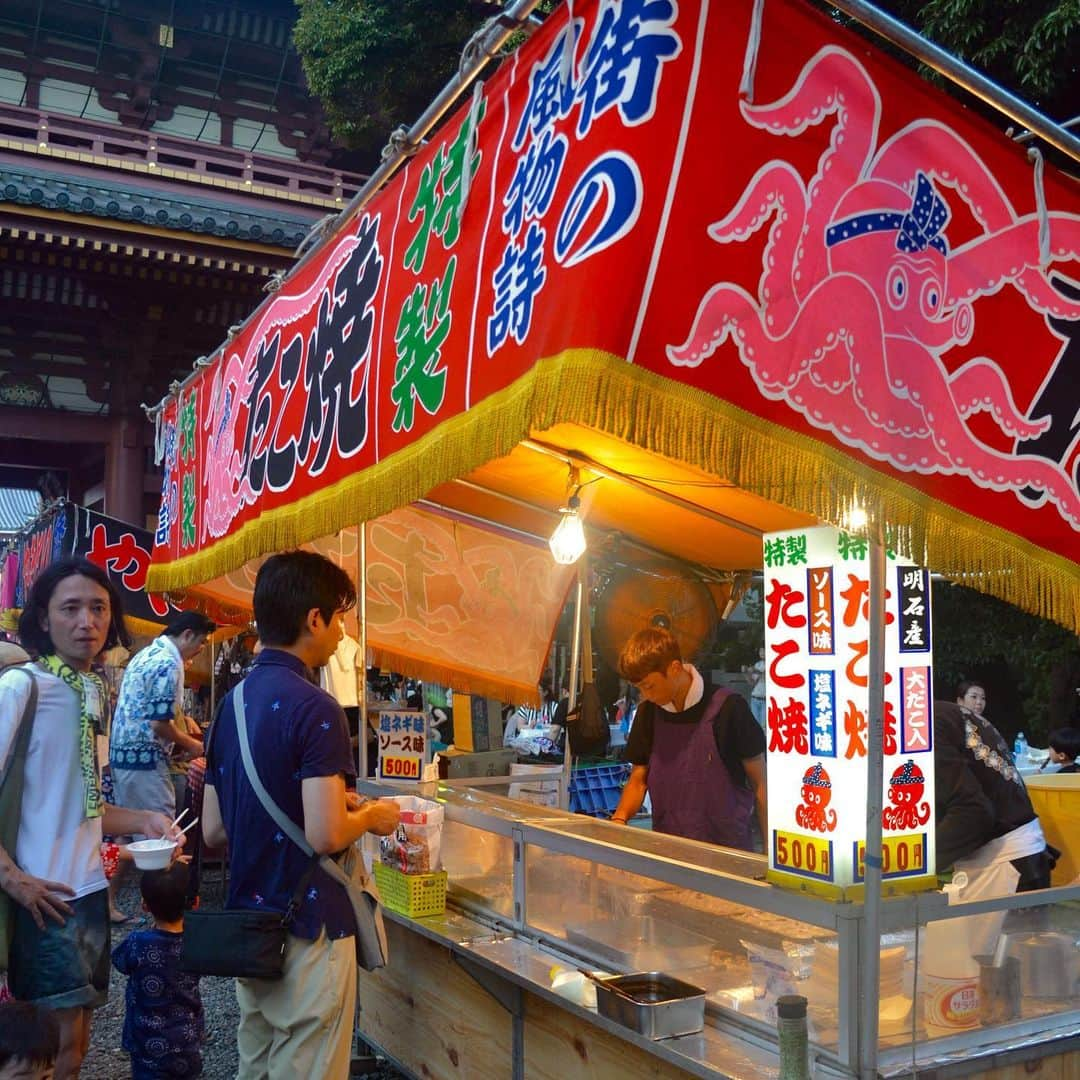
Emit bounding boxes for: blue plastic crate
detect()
[569,762,632,818]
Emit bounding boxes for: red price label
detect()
[379,755,421,779]
[772,829,833,881]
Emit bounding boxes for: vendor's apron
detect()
[648,689,755,850]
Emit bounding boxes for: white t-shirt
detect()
[0,665,106,898]
[320,634,361,708]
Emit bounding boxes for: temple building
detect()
[0,0,366,525]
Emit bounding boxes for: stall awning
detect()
[179,504,577,704]
[148,0,1080,632]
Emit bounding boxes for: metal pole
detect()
[859,510,888,1078]
[145,0,547,418]
[831,0,1080,163]
[563,574,584,810]
[358,523,369,782]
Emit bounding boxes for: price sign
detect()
[854,832,927,881]
[379,756,422,779]
[377,710,428,783]
[772,829,833,882]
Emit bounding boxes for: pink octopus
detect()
[667,45,1080,528]
[795,762,838,833]
[882,759,931,831]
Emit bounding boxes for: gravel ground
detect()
[83,864,408,1079]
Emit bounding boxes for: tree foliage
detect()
[930,581,1076,743]
[863,0,1079,122]
[293,0,500,165]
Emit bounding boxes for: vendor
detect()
[934,699,1055,955]
[609,628,766,850]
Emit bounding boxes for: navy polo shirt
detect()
[206,649,356,941]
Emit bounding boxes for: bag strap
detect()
[231,685,321,926]
[0,669,39,790]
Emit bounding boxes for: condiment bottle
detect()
[776,994,810,1080]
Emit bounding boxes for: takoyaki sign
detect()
[764,526,935,898]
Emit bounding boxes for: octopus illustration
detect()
[667,45,1080,528]
[795,761,838,833]
[882,759,931,831]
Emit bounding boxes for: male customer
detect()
[201,551,400,1080]
[0,558,185,1079]
[110,611,215,823]
[610,627,767,850]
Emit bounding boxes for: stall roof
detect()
[147,0,1080,635]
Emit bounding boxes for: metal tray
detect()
[595,971,706,1039]
[566,915,714,972]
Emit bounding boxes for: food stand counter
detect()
[357,782,1080,1078]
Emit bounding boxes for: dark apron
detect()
[648,689,755,850]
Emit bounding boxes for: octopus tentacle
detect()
[888,337,1080,526]
[871,122,1019,234]
[948,358,1050,441]
[708,162,808,333]
[741,47,881,294]
[945,215,1080,319]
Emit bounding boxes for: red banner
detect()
[149,0,1080,625]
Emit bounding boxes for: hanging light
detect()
[549,492,587,565]
[844,503,868,532]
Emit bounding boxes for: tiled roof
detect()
[0,489,40,534]
[0,164,317,249]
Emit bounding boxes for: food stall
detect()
[146,0,1080,1075]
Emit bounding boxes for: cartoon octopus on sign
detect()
[667,45,1080,528]
[795,762,838,833]
[882,759,931,831]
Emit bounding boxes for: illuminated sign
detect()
[764,526,935,897]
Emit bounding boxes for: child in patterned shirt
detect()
[111,862,203,1078]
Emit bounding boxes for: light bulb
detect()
[548,496,586,565]
[846,504,868,531]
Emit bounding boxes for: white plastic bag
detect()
[380,795,444,872]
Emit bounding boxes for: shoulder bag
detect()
[0,668,38,975]
[231,683,388,971]
[181,700,321,980]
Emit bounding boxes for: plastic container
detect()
[922,875,979,1037]
[569,763,632,817]
[373,862,448,918]
[1025,772,1080,885]
[1014,732,1028,761]
[128,838,177,870]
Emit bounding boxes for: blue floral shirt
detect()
[206,649,357,940]
[110,636,183,771]
[112,928,203,1078]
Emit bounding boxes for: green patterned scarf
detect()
[37,654,105,819]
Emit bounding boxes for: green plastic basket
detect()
[373,862,448,917]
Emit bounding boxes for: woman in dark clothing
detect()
[934,701,1052,892]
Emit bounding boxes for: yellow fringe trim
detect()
[148,350,1080,633]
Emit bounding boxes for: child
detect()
[111,863,203,1079]
[0,1001,59,1080]
[1048,727,1080,774]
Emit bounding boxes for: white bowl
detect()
[128,838,177,871]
